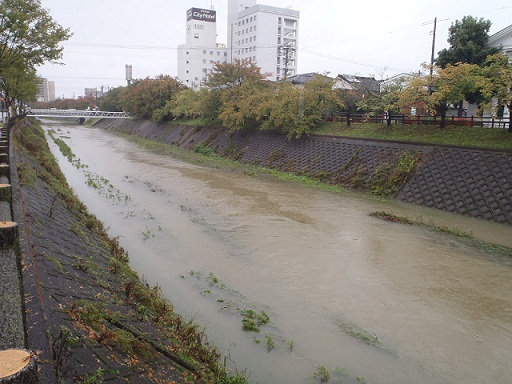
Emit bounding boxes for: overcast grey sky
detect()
[38,0,512,99]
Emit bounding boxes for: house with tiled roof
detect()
[286,72,355,90]
[336,74,381,95]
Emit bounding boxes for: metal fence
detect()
[330,112,511,129]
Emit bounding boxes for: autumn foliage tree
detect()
[262,75,343,138]
[480,53,512,132]
[119,75,185,120]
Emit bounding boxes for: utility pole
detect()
[430,17,437,77]
[283,44,294,80]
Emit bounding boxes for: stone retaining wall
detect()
[95,119,512,225]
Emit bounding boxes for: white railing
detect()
[26,109,131,118]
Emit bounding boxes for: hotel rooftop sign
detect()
[187,8,216,23]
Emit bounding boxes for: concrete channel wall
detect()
[0,119,25,350]
[95,118,512,226]
[0,118,38,383]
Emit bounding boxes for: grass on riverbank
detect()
[170,118,512,151]
[314,121,512,151]
[370,211,512,258]
[121,132,345,194]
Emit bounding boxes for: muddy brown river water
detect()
[43,122,512,384]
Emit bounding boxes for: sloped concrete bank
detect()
[95,118,512,225]
[7,117,235,383]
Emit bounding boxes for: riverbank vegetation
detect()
[91,55,512,147]
[370,211,512,258]
[13,118,249,383]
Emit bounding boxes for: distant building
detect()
[228,0,300,81]
[48,81,56,101]
[36,77,49,102]
[177,7,228,89]
[84,88,104,98]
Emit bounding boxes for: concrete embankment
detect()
[2,117,232,383]
[95,118,512,225]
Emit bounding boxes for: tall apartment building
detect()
[48,81,56,101]
[227,0,299,81]
[177,7,228,89]
[36,77,49,102]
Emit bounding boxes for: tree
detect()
[356,75,411,124]
[480,53,512,132]
[0,0,71,69]
[206,58,269,89]
[119,75,185,120]
[99,86,125,112]
[436,16,500,68]
[205,59,271,131]
[1,0,70,116]
[436,16,500,116]
[168,88,201,120]
[262,75,343,138]
[398,63,485,128]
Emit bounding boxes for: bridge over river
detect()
[26,109,131,119]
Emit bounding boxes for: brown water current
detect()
[43,122,512,384]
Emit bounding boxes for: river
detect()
[42,121,512,384]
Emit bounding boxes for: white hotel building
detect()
[228,0,299,81]
[177,7,228,89]
[177,2,300,87]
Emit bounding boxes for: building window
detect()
[194,34,199,39]
[217,51,220,56]
[203,49,206,54]
[224,52,227,56]
[210,50,213,55]
[203,59,206,64]
[250,17,253,22]
[254,25,256,31]
[254,36,256,41]
[186,51,189,55]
